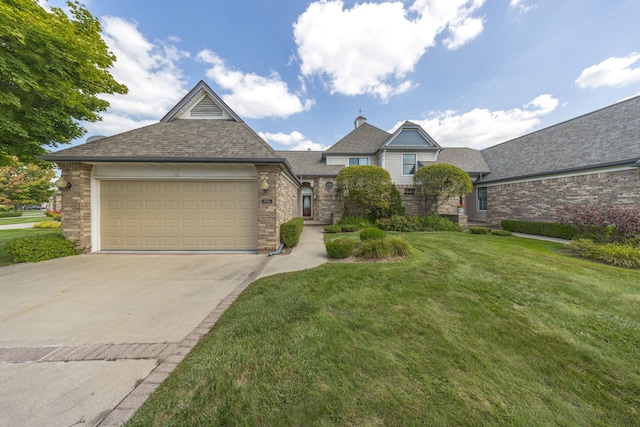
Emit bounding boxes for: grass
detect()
[127,232,640,426]
[0,212,48,225]
[0,228,62,267]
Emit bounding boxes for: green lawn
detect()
[0,212,48,225]
[128,232,640,426]
[0,228,61,266]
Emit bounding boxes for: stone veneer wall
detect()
[485,168,640,224]
[396,184,463,216]
[314,177,341,224]
[59,163,93,252]
[256,164,299,253]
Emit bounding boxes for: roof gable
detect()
[382,121,441,149]
[161,80,242,122]
[325,122,391,154]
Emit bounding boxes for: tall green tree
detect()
[0,0,128,165]
[336,165,405,220]
[413,164,473,215]
[0,160,56,211]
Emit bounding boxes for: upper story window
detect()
[349,157,369,166]
[477,187,487,211]
[402,154,416,175]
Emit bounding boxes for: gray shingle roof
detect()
[325,122,391,154]
[481,95,640,183]
[43,119,279,161]
[276,151,343,176]
[437,148,491,173]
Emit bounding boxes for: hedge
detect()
[501,219,578,240]
[0,211,22,218]
[6,234,78,263]
[326,237,354,259]
[280,217,304,248]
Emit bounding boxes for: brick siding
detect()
[59,163,93,252]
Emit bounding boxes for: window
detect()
[349,157,369,166]
[477,187,487,211]
[404,188,416,196]
[402,154,416,175]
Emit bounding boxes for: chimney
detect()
[354,115,367,128]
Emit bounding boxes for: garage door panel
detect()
[101,180,258,250]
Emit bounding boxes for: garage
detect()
[100,179,258,251]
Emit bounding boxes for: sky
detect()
[42,0,640,152]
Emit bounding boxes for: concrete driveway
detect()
[0,253,266,427]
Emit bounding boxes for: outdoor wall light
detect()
[55,178,72,190]
[260,177,270,193]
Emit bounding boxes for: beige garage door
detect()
[100,180,258,251]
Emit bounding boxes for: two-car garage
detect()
[95,164,259,252]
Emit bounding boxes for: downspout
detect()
[268,242,284,256]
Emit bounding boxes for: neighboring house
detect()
[42,80,640,253]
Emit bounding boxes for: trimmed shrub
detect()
[501,219,578,240]
[33,221,61,228]
[6,234,78,263]
[386,236,412,257]
[326,237,354,259]
[421,215,463,232]
[360,227,386,241]
[45,210,62,221]
[324,225,342,233]
[376,215,421,232]
[0,211,22,218]
[340,224,359,233]
[337,216,373,230]
[468,226,491,235]
[556,204,640,243]
[357,238,389,259]
[491,229,512,237]
[280,217,304,247]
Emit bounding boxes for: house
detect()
[43,80,640,253]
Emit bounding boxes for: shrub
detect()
[326,237,354,259]
[337,216,373,229]
[336,166,404,220]
[33,221,61,228]
[556,204,640,243]
[386,236,412,257]
[0,205,12,212]
[376,215,421,232]
[341,224,359,232]
[357,238,389,259]
[6,234,78,263]
[568,239,640,269]
[421,215,463,232]
[45,210,62,221]
[360,227,386,241]
[280,217,304,247]
[491,229,512,236]
[324,225,342,233]
[0,211,22,218]
[501,219,578,240]
[468,226,491,235]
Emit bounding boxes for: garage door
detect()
[100,180,258,251]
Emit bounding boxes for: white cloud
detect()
[393,94,559,149]
[258,131,324,151]
[575,53,640,89]
[294,0,485,101]
[509,0,536,14]
[197,50,314,119]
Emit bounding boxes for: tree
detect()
[0,160,56,210]
[336,165,405,220]
[0,0,128,165]
[413,164,472,215]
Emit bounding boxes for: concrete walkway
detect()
[0,222,36,230]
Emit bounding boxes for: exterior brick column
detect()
[59,163,93,252]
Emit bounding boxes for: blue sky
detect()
[43,0,640,151]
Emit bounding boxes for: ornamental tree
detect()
[0,160,56,211]
[335,165,404,221]
[0,0,128,165]
[413,163,472,215]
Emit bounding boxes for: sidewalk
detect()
[257,225,327,279]
[0,223,35,230]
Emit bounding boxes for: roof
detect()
[481,95,640,183]
[276,151,343,176]
[382,121,441,151]
[436,148,491,173]
[43,120,279,162]
[325,122,391,154]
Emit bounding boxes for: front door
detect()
[302,194,312,217]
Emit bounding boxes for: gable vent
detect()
[190,96,223,117]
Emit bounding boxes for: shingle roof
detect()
[481,95,640,182]
[325,122,391,154]
[437,148,491,173]
[276,151,343,176]
[43,119,279,162]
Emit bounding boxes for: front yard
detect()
[128,232,639,426]
[0,228,61,267]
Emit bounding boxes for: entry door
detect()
[302,195,312,217]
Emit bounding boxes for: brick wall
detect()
[486,168,640,224]
[314,177,341,224]
[59,163,93,252]
[396,184,462,216]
